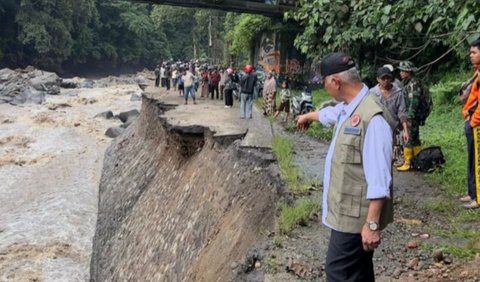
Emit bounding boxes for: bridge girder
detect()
[132,0,296,18]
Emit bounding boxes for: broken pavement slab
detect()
[144,87,274,149]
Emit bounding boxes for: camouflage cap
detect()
[397,61,418,72]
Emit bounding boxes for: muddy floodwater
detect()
[0,83,142,281]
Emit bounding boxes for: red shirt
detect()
[210,72,221,86]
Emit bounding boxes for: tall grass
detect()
[422,72,471,195]
[417,72,480,259]
[277,198,320,235]
[272,136,305,194]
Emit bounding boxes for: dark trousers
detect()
[210,85,219,99]
[165,78,171,90]
[155,76,160,87]
[220,85,225,100]
[161,77,165,87]
[225,89,233,106]
[465,121,477,200]
[326,230,374,282]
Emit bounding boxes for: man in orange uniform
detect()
[460,39,480,209]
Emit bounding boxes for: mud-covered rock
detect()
[0,67,61,105]
[29,71,61,95]
[105,126,125,138]
[117,109,140,123]
[61,77,95,89]
[94,111,114,120]
[432,249,444,262]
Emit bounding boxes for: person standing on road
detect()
[396,61,422,172]
[164,65,172,91]
[273,80,290,122]
[182,68,196,105]
[239,65,258,119]
[172,67,178,91]
[177,68,185,97]
[154,65,160,87]
[224,68,235,108]
[370,67,409,166]
[210,68,221,100]
[160,64,165,88]
[263,72,277,116]
[295,52,395,282]
[460,39,480,209]
[200,69,209,98]
[219,68,227,101]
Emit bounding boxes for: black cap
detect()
[320,52,356,78]
[376,67,393,78]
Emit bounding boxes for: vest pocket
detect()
[340,135,362,164]
[338,185,363,218]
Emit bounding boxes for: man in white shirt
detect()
[296,52,394,282]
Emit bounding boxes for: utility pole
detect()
[208,15,213,63]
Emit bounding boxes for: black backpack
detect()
[416,82,433,126]
[411,146,445,173]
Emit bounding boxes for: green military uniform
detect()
[402,76,422,147]
[397,61,422,171]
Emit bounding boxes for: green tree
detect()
[15,0,97,71]
[229,14,272,64]
[287,0,480,74]
[93,2,170,67]
[0,0,20,65]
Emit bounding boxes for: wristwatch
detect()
[366,220,379,231]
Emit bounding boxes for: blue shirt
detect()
[318,85,393,230]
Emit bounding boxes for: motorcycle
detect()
[291,87,315,117]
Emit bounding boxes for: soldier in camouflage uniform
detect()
[397,61,422,172]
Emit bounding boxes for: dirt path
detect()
[0,84,142,281]
[255,121,479,282]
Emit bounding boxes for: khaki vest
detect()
[326,94,395,233]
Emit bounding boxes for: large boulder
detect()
[117,109,140,124]
[61,77,95,89]
[0,68,16,83]
[94,111,114,120]
[0,67,61,105]
[29,70,62,95]
[105,126,125,138]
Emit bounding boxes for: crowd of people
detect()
[152,61,291,120]
[154,62,242,106]
[294,39,480,281]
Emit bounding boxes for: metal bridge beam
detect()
[132,0,295,17]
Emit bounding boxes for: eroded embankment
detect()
[90,96,282,281]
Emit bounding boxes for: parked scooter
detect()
[291,87,315,117]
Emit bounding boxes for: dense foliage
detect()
[287,0,480,75]
[3,1,480,76]
[0,1,225,73]
[226,14,272,63]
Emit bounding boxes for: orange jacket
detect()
[463,73,480,128]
